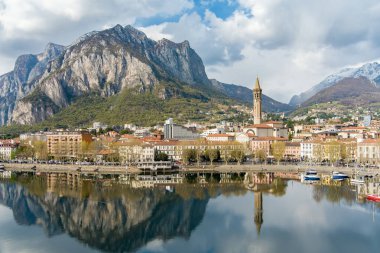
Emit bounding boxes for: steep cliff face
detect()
[0,43,65,125]
[7,25,211,125]
[0,182,208,252]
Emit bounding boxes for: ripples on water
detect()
[0,172,379,253]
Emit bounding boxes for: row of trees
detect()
[311,141,356,165]
[181,145,248,166]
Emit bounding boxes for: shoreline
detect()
[2,163,378,176]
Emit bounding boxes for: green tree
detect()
[32,140,48,160]
[182,149,196,164]
[255,149,267,164]
[325,141,340,166]
[231,149,245,165]
[205,149,219,165]
[155,152,169,161]
[271,142,286,165]
[15,145,35,160]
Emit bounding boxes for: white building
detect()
[93,122,108,131]
[357,139,380,164]
[243,121,288,138]
[134,129,151,138]
[0,142,17,160]
[235,132,255,145]
[200,128,225,137]
[119,143,155,164]
[206,134,235,142]
[300,141,319,160]
[164,118,200,140]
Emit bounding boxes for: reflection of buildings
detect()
[120,174,184,188]
[244,172,274,191]
[254,191,263,236]
[46,172,82,194]
[243,172,274,236]
[356,179,380,197]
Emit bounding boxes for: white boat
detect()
[301,169,320,182]
[332,171,349,181]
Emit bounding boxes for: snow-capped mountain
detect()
[289,62,380,106]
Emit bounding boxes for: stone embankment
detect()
[3,163,378,177]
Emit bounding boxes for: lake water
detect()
[0,172,379,253]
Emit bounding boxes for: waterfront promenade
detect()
[2,162,378,176]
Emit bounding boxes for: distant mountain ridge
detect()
[210,79,293,112]
[289,62,380,106]
[302,77,380,106]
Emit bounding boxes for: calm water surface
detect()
[0,173,379,253]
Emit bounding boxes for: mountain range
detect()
[302,76,380,107]
[290,62,380,106]
[0,25,290,128]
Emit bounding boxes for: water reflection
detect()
[0,172,380,253]
[0,174,211,252]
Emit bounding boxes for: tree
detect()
[312,143,323,163]
[32,140,48,160]
[324,141,340,166]
[119,128,133,135]
[255,149,267,164]
[231,149,245,165]
[80,141,94,161]
[14,145,35,160]
[155,152,169,161]
[271,142,285,165]
[205,149,219,165]
[182,149,196,164]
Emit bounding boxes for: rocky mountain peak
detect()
[42,42,65,60]
[13,54,38,84]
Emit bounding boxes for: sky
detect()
[1,0,380,103]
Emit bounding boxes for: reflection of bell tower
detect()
[254,191,263,236]
[253,77,262,125]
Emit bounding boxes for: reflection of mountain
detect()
[0,181,208,253]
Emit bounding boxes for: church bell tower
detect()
[253,77,262,125]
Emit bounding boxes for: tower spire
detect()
[253,76,262,124]
[255,76,261,90]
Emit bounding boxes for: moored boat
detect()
[332,171,349,181]
[300,169,320,182]
[366,194,380,202]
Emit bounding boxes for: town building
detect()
[235,132,255,145]
[200,127,225,137]
[284,142,301,160]
[206,134,235,142]
[47,131,92,159]
[0,140,17,160]
[244,78,288,138]
[357,139,380,165]
[119,142,155,164]
[250,137,287,156]
[164,118,200,140]
[253,77,262,124]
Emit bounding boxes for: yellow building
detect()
[47,131,92,159]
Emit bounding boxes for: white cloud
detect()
[2,0,380,102]
[0,0,192,74]
[141,0,380,102]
